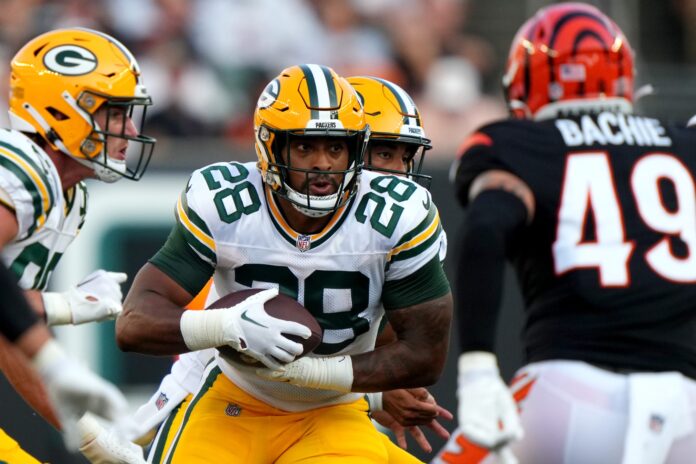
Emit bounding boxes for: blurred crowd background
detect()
[0,0,694,164]
[4,0,696,461]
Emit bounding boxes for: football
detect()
[207,288,323,366]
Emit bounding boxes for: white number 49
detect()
[553,152,696,286]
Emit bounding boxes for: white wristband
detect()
[314,356,354,392]
[258,355,354,392]
[458,351,500,374]
[365,392,383,412]
[42,292,72,326]
[180,309,227,351]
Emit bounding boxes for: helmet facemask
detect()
[262,126,369,218]
[79,92,155,183]
[365,137,432,189]
[254,64,370,218]
[347,76,432,189]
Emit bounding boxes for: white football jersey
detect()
[175,161,445,411]
[0,129,87,290]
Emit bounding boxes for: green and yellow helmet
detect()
[9,28,155,183]
[254,64,369,217]
[348,75,432,187]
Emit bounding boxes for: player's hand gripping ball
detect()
[207,289,323,366]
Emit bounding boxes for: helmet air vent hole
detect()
[46,106,69,121]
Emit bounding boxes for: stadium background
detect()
[1,0,694,461]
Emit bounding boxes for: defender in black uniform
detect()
[434,3,696,464]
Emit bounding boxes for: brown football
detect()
[207,288,323,366]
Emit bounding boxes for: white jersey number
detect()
[553,152,696,286]
[235,264,370,355]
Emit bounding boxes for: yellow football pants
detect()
[149,393,423,464]
[0,428,42,464]
[156,366,427,464]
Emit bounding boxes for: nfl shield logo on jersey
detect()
[155,392,169,410]
[296,234,311,252]
[649,413,665,434]
[225,403,242,417]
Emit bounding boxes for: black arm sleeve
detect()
[0,263,39,342]
[456,189,528,352]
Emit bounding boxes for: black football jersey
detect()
[454,112,696,378]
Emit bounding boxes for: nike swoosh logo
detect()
[422,195,431,210]
[241,310,268,328]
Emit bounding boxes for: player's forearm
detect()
[0,334,60,428]
[117,290,189,355]
[351,294,452,391]
[14,322,52,358]
[23,289,47,319]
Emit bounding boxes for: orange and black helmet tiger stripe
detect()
[503,2,634,119]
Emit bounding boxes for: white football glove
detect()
[256,355,354,392]
[43,269,127,325]
[78,413,146,464]
[180,288,311,369]
[457,351,523,449]
[31,339,131,451]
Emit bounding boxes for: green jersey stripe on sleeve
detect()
[176,193,215,262]
[393,202,437,248]
[389,223,443,263]
[0,153,51,235]
[174,220,216,265]
[180,190,213,237]
[150,224,215,297]
[0,140,55,207]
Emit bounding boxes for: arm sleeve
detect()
[0,262,39,342]
[456,189,528,352]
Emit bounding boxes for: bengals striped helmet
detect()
[502,2,634,120]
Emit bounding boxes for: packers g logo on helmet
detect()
[9,28,155,183]
[257,79,280,109]
[43,45,97,76]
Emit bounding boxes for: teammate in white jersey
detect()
[117,64,452,463]
[0,28,155,462]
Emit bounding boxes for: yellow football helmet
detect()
[254,64,369,217]
[348,76,432,187]
[9,28,155,183]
